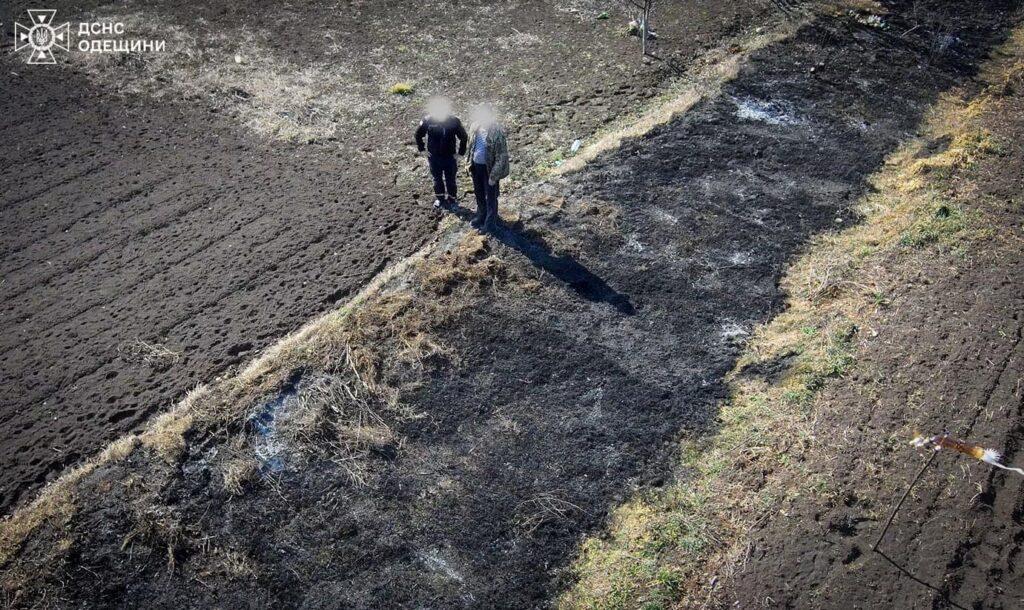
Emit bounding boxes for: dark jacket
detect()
[415,115,468,157]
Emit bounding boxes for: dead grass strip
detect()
[0,226,528,582]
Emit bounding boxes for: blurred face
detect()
[471,104,497,128]
[426,97,452,120]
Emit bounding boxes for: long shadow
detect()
[448,201,636,314]
[492,224,636,314]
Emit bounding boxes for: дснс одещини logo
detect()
[11,10,165,64]
[14,9,70,64]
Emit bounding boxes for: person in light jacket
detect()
[465,104,509,233]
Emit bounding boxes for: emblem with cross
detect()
[14,10,70,64]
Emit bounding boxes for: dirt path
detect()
[2,2,1018,608]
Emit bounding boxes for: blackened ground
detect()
[728,39,1024,609]
[11,2,1020,607]
[0,0,776,515]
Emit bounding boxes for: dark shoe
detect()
[482,222,498,234]
[433,198,444,209]
[447,197,459,209]
[470,214,485,228]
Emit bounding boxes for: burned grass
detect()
[0,223,528,606]
[549,16,808,178]
[562,8,1024,609]
[725,24,1024,609]
[0,0,794,515]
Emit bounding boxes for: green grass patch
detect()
[898,202,967,248]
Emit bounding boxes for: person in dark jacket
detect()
[415,97,468,209]
[465,104,510,233]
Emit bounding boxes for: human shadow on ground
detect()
[445,202,636,315]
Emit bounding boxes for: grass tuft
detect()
[140,410,195,464]
[388,82,416,96]
[419,233,515,296]
[121,503,185,573]
[221,456,258,496]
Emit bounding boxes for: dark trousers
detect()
[470,163,500,228]
[428,155,458,200]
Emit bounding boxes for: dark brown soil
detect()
[0,67,435,515]
[727,34,1024,610]
[0,0,772,515]
[4,2,1019,608]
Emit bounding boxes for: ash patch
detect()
[733,96,805,126]
[247,372,303,473]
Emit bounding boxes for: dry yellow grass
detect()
[0,4,797,585]
[0,207,518,577]
[221,457,259,496]
[203,549,259,581]
[71,11,377,144]
[0,437,142,576]
[0,232,430,569]
[141,410,196,464]
[0,474,81,569]
[388,82,416,96]
[96,434,141,464]
[419,232,516,297]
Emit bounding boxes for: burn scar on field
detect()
[273,8,1015,605]
[0,2,1018,608]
